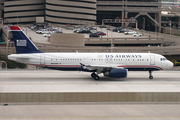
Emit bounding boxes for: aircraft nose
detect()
[168,61,174,69]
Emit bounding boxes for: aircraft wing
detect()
[80,63,124,71]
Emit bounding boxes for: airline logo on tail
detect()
[16,40,27,46]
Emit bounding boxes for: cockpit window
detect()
[160,58,167,61]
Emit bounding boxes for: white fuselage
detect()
[8,52,173,71]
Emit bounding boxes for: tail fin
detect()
[10,26,42,54]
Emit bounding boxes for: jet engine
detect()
[104,69,127,78]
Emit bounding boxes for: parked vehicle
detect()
[89,33,100,38]
[106,27,113,30]
[28,25,34,28]
[77,29,91,33]
[96,31,106,36]
[99,25,107,28]
[36,29,50,34]
[30,25,37,30]
[118,29,127,33]
[35,29,42,33]
[112,27,122,32]
[86,27,96,30]
[171,60,180,66]
[50,28,58,32]
[133,33,142,36]
[43,32,51,37]
[53,31,63,33]
[124,30,136,35]
[73,28,81,33]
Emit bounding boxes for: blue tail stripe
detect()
[11,31,42,54]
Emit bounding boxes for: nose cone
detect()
[167,60,174,69]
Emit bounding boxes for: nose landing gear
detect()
[91,72,100,80]
[149,71,153,79]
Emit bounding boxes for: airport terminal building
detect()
[2,0,96,25]
[0,0,179,30]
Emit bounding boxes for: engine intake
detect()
[104,69,127,78]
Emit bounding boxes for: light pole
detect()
[0,18,3,26]
[26,26,27,35]
[157,25,158,38]
[142,17,145,35]
[107,24,108,40]
[17,14,18,25]
[111,30,113,53]
[169,20,171,35]
[102,19,104,25]
[148,24,150,38]
[143,17,145,30]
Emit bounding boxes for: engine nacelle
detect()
[104,69,127,78]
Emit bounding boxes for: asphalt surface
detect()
[0,69,180,92]
[0,69,180,120]
[0,104,180,120]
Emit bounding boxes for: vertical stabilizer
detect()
[10,26,42,54]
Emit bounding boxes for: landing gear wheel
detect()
[149,76,153,79]
[91,73,96,78]
[94,75,100,80]
[91,73,100,80]
[149,71,153,79]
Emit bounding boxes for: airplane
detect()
[8,26,173,80]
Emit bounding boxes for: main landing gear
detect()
[91,72,100,80]
[149,71,153,79]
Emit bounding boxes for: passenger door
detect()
[40,55,45,65]
[150,55,155,65]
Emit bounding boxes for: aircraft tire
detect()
[94,75,100,80]
[91,73,96,78]
[149,76,153,79]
